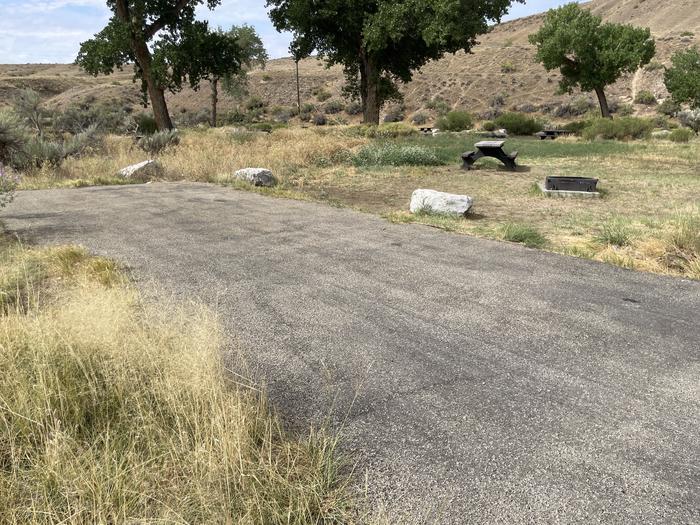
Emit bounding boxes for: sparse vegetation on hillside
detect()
[0,238,355,523]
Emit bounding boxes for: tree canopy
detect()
[529,3,655,118]
[664,47,700,110]
[267,0,522,124]
[77,0,226,130]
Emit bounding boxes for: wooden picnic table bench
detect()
[535,129,572,140]
[462,140,518,171]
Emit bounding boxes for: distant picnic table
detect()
[462,140,518,171]
[535,129,572,140]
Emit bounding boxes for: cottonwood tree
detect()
[664,47,700,110]
[529,3,655,119]
[220,25,269,111]
[267,0,522,125]
[156,22,242,127]
[76,0,223,130]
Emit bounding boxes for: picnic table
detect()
[535,129,572,140]
[462,140,518,171]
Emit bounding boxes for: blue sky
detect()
[0,0,577,64]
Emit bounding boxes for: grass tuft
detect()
[0,239,354,523]
[597,218,634,247]
[499,223,547,248]
[352,144,444,167]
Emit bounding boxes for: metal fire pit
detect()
[545,176,599,192]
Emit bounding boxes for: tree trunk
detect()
[132,39,173,131]
[360,54,380,125]
[594,86,612,119]
[211,77,218,127]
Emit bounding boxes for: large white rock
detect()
[234,168,277,187]
[410,189,473,216]
[118,160,162,179]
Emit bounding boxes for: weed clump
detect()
[499,223,547,248]
[495,113,542,135]
[436,111,473,132]
[353,143,443,167]
[582,117,654,141]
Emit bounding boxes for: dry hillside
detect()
[1,0,699,121]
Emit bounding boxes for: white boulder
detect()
[410,189,473,217]
[234,168,277,187]
[118,160,162,179]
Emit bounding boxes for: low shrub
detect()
[657,98,681,117]
[244,96,266,111]
[345,101,363,115]
[314,88,332,102]
[597,218,633,247]
[426,97,450,115]
[564,119,593,135]
[312,113,327,126]
[495,112,542,135]
[352,144,443,167]
[383,106,405,123]
[270,106,297,123]
[634,90,657,105]
[553,96,595,118]
[501,61,516,73]
[134,113,158,135]
[616,103,635,116]
[137,130,180,155]
[0,110,28,168]
[411,112,428,125]
[482,120,497,132]
[499,223,547,248]
[55,103,128,134]
[678,109,700,133]
[582,117,654,141]
[323,99,345,115]
[436,111,473,132]
[669,128,694,143]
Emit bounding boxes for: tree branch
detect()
[114,0,129,21]
[145,0,191,39]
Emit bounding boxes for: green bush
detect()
[657,98,681,117]
[436,111,473,132]
[134,113,158,135]
[482,121,497,132]
[0,110,28,167]
[634,90,657,105]
[56,103,127,134]
[137,130,180,155]
[323,100,345,114]
[352,144,443,167]
[617,103,634,116]
[495,113,542,135]
[314,88,332,102]
[678,109,700,133]
[669,128,694,143]
[564,119,593,135]
[312,113,327,126]
[582,117,654,141]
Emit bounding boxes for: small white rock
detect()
[234,168,277,187]
[410,189,473,217]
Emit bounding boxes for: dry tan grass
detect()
[0,239,356,523]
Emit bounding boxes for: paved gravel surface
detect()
[3,182,699,523]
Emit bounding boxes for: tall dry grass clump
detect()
[0,241,353,524]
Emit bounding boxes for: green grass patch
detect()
[352,143,444,167]
[499,223,547,248]
[597,218,634,247]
